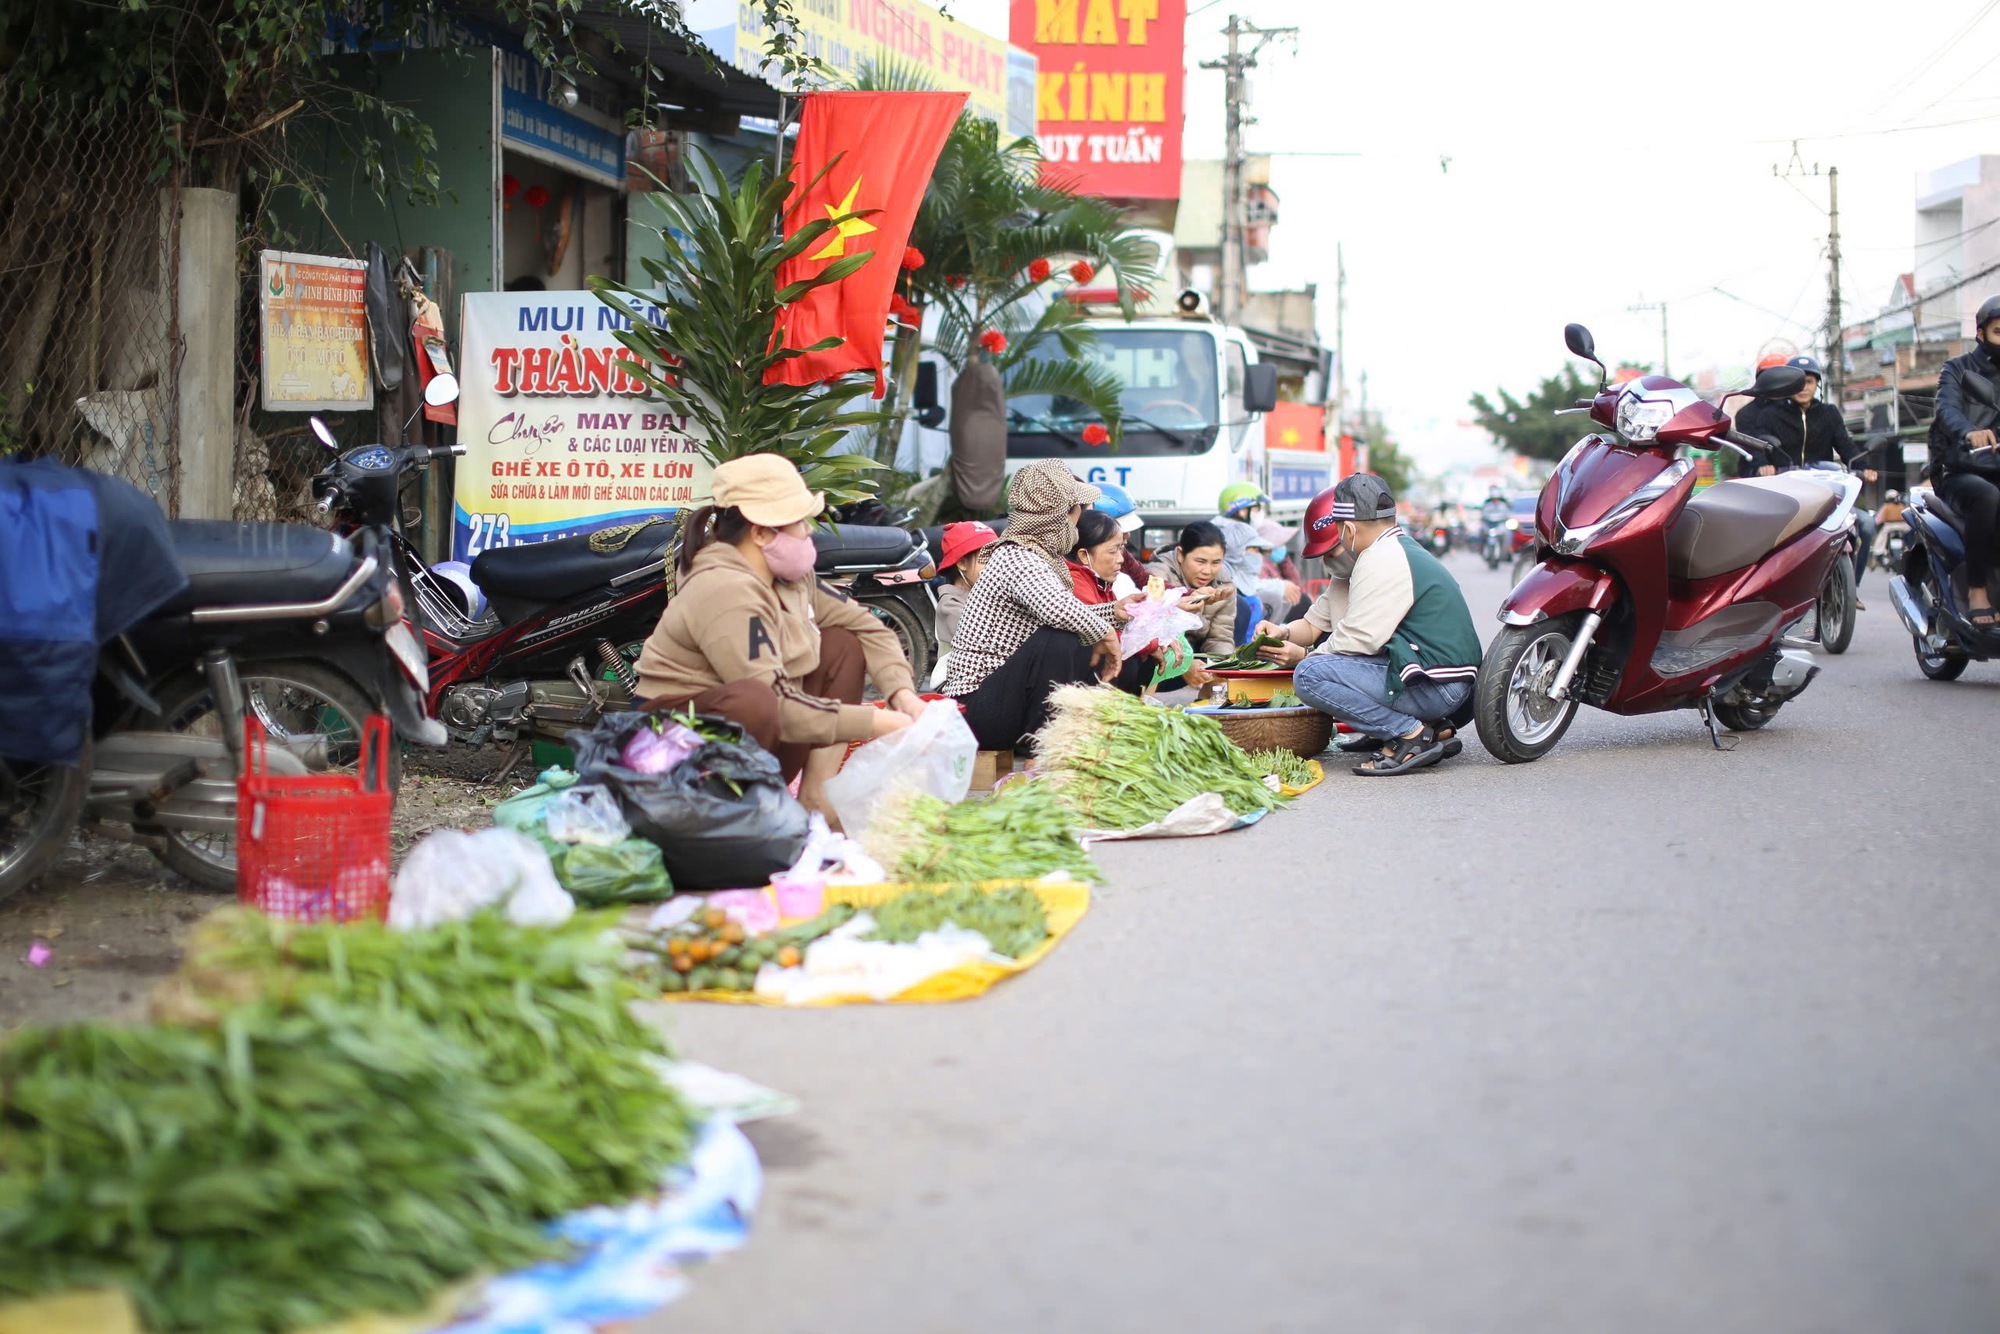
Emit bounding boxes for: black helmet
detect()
[1978,295,2000,333]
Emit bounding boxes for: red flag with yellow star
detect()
[766,90,967,393]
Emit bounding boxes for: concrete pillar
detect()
[173,188,238,519]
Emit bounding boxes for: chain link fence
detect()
[0,92,183,511]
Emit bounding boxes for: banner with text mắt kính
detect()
[452,291,710,560]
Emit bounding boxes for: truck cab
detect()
[1001,302,1294,536]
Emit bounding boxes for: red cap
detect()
[940,521,999,570]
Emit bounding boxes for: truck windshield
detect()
[1008,328,1221,458]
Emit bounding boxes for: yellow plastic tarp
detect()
[661,878,1090,1006]
[1280,759,1325,797]
[0,1281,477,1334]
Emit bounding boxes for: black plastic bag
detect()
[569,712,810,891]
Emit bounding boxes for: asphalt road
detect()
[660,553,2000,1334]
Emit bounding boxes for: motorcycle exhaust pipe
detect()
[1887,575,1927,641]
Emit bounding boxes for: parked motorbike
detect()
[1473,325,1861,763]
[1887,483,1999,681]
[0,520,439,900]
[313,386,938,757]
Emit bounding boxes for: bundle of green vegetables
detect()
[1202,634,1286,671]
[0,999,562,1333]
[868,884,1050,959]
[861,780,1096,884]
[1031,685,1285,829]
[160,907,698,1216]
[1248,747,1320,789]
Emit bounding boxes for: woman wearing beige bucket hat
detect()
[636,454,924,817]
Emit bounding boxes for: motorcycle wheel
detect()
[858,594,934,691]
[1712,700,1781,731]
[146,661,397,892]
[1907,559,1970,680]
[1474,614,1582,764]
[0,747,89,905]
[1817,555,1857,654]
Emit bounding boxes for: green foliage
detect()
[1361,426,1416,498]
[169,907,698,1212]
[1470,364,1611,463]
[0,999,562,1332]
[591,146,888,506]
[0,0,819,205]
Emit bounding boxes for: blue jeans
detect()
[1851,509,1877,586]
[1294,652,1472,739]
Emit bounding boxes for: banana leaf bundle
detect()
[1201,634,1285,671]
[0,1000,563,1333]
[1029,686,1285,830]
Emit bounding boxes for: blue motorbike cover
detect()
[0,460,187,767]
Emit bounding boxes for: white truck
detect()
[905,291,1337,545]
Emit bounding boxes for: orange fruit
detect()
[672,954,694,973]
[702,908,727,930]
[720,922,746,944]
[776,945,801,968]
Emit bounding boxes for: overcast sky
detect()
[951,0,2000,470]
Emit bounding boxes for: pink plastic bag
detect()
[1118,589,1204,661]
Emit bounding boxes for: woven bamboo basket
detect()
[1191,704,1332,759]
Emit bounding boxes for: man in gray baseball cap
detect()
[1253,474,1483,776]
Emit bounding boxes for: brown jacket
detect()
[1143,551,1238,656]
[636,542,915,745]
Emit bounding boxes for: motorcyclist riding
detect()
[1927,294,2000,628]
[1736,353,1879,600]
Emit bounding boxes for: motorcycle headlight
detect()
[1615,396,1674,442]
[1505,519,1519,530]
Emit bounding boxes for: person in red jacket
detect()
[1065,509,1126,604]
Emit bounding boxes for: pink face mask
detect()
[762,530,817,583]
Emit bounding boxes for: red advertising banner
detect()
[1009,0,1185,200]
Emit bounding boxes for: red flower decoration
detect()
[888,295,922,327]
[501,174,522,199]
[1082,423,1110,445]
[979,329,1007,354]
[946,274,968,289]
[902,246,926,270]
[1070,260,1096,284]
[523,184,551,210]
[1028,257,1052,282]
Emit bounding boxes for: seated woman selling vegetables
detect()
[1145,521,1240,657]
[636,454,923,817]
[944,461,1150,752]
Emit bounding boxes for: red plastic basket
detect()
[236,716,394,922]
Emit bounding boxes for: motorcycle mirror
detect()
[423,372,460,408]
[1751,365,1806,399]
[1564,323,1607,389]
[309,416,337,451]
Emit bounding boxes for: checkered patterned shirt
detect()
[941,542,1115,696]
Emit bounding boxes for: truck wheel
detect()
[1474,615,1581,764]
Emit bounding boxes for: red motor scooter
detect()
[1473,324,1862,763]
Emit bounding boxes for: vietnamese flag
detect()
[766,91,966,394]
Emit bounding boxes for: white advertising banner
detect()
[452,290,711,560]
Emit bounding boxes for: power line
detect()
[1867,0,2000,115]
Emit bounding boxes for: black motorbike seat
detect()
[159,521,355,612]
[1919,493,1967,537]
[471,517,677,602]
[813,524,917,570]
[1667,475,1840,581]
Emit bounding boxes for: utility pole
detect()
[1776,142,1844,409]
[1200,15,1296,326]
[1334,243,1346,442]
[1628,297,1669,376]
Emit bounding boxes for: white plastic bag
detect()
[542,783,631,846]
[389,827,575,930]
[1119,589,1204,660]
[822,699,977,836]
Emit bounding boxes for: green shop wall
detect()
[287,47,501,338]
